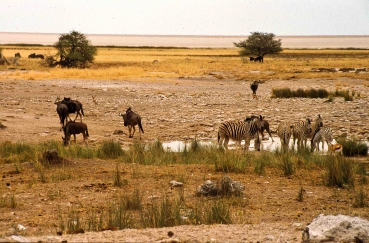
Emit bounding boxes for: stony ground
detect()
[1,76,369,242]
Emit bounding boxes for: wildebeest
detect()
[28,53,44,59]
[249,57,255,61]
[55,102,70,130]
[119,107,144,139]
[62,121,89,146]
[254,56,264,62]
[55,96,84,122]
[250,80,259,99]
[15,53,21,58]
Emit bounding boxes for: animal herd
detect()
[54,96,144,146]
[54,89,340,154]
[218,112,342,154]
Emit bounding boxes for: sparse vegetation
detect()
[337,138,369,156]
[0,46,368,81]
[271,87,355,101]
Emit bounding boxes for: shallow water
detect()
[162,137,338,153]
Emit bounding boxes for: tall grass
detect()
[271,87,355,101]
[1,46,368,81]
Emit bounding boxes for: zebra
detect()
[218,116,261,151]
[292,118,312,149]
[245,115,274,142]
[307,114,323,142]
[277,122,294,151]
[311,127,333,152]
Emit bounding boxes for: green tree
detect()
[234,32,282,60]
[53,30,97,68]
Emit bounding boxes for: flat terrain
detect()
[1,76,369,242]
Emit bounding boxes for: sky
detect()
[3,0,369,36]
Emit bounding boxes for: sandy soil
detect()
[1,76,369,242]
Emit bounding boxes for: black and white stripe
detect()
[292,118,312,148]
[277,121,294,151]
[218,117,260,151]
[311,127,333,152]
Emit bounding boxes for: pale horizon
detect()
[3,1,369,36]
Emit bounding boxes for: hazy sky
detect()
[3,0,369,36]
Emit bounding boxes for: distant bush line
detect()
[271,87,355,101]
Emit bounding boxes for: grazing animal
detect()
[249,57,255,61]
[36,54,44,59]
[92,95,98,105]
[328,143,343,155]
[55,96,84,122]
[254,56,264,62]
[277,122,294,151]
[14,53,21,58]
[119,107,144,139]
[28,53,44,59]
[55,102,70,130]
[311,127,333,152]
[218,116,261,151]
[245,115,274,142]
[292,118,312,149]
[62,121,89,146]
[250,81,259,99]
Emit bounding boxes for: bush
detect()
[337,138,368,156]
[271,87,351,100]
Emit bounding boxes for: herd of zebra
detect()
[218,114,342,153]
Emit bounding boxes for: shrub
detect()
[97,140,124,159]
[324,155,354,188]
[337,138,368,156]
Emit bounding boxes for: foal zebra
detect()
[292,118,312,149]
[277,122,294,151]
[311,127,333,152]
[218,117,261,151]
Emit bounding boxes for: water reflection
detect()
[162,137,337,152]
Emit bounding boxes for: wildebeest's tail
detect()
[86,126,89,137]
[138,117,144,133]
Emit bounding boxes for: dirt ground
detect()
[1,75,369,242]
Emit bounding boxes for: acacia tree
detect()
[52,30,97,68]
[234,32,282,60]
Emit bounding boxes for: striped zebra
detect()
[277,122,294,151]
[218,117,261,151]
[292,118,312,148]
[307,114,323,142]
[311,127,333,152]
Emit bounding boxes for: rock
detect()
[306,214,369,242]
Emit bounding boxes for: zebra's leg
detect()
[244,137,251,151]
[224,137,229,150]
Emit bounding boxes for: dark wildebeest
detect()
[62,121,89,146]
[15,53,21,58]
[249,57,255,61]
[119,107,144,139]
[35,54,44,59]
[55,96,84,122]
[28,53,44,59]
[254,56,264,62]
[55,102,70,130]
[250,80,259,99]
[245,115,274,142]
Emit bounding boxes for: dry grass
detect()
[1,45,368,81]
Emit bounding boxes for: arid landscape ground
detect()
[1,75,369,242]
